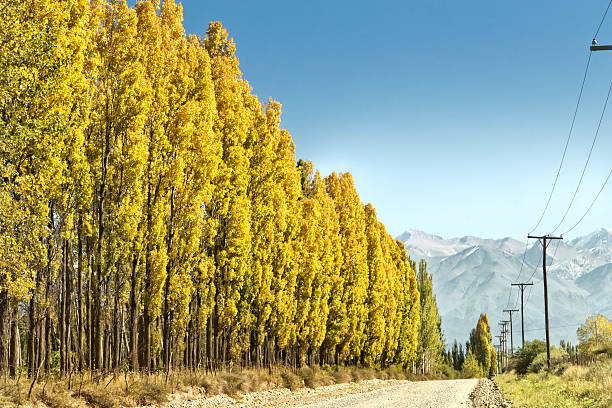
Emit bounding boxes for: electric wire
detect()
[563,167,612,235]
[594,0,612,40]
[550,81,612,234]
[528,51,593,235]
[524,239,561,307]
[506,240,531,308]
[525,322,584,333]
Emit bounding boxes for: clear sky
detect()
[176,0,612,241]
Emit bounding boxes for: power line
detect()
[506,240,533,309]
[528,51,593,235]
[525,322,584,333]
[594,0,612,40]
[524,239,560,307]
[563,168,612,235]
[550,81,612,234]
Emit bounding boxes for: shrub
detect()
[512,340,546,375]
[330,367,352,383]
[298,366,334,389]
[280,371,302,390]
[528,346,567,373]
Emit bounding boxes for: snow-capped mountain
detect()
[398,228,612,346]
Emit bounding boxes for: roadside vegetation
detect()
[0,365,447,407]
[495,314,612,408]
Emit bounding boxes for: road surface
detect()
[165,378,482,408]
[298,379,478,408]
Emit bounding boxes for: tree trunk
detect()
[9,307,20,377]
[129,255,139,371]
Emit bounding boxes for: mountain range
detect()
[396,228,612,348]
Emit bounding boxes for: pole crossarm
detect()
[503,309,519,355]
[591,45,612,51]
[527,234,563,368]
[512,282,534,348]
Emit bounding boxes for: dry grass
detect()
[495,358,612,408]
[0,365,440,407]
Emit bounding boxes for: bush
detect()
[297,366,334,389]
[512,340,546,374]
[280,371,302,390]
[528,347,567,373]
[329,367,352,383]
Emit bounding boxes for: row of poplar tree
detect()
[0,0,445,377]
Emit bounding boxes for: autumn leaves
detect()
[0,0,424,375]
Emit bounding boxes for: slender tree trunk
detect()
[9,307,20,377]
[0,288,8,375]
[77,218,83,372]
[60,239,66,376]
[65,239,72,375]
[129,255,139,371]
[27,284,36,377]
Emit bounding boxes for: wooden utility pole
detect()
[528,234,563,368]
[494,343,501,375]
[511,282,533,348]
[503,309,519,355]
[499,321,509,368]
[495,335,503,370]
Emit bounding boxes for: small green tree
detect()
[462,349,483,378]
[489,346,497,376]
[512,340,546,375]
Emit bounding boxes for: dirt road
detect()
[164,378,482,408]
[298,379,478,408]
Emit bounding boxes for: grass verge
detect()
[495,359,612,408]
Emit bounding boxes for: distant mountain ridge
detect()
[397,228,612,346]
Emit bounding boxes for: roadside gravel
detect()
[470,378,512,408]
[162,378,480,408]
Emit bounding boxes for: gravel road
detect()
[164,378,481,408]
[297,379,478,408]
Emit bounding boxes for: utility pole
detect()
[528,234,563,368]
[494,343,501,375]
[503,309,519,355]
[499,321,509,368]
[495,335,503,371]
[511,282,533,348]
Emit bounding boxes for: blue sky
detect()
[176,0,612,240]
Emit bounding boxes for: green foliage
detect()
[512,340,547,375]
[416,260,443,372]
[462,349,483,378]
[497,359,612,408]
[528,346,567,373]
[577,314,612,355]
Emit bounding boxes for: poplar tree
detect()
[416,260,442,373]
[0,0,429,378]
[474,313,492,376]
[325,173,368,362]
[394,245,420,368]
[204,21,253,365]
[363,204,386,366]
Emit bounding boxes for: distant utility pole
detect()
[503,309,519,355]
[528,234,563,368]
[495,335,503,370]
[499,321,509,368]
[511,282,533,348]
[494,343,502,375]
